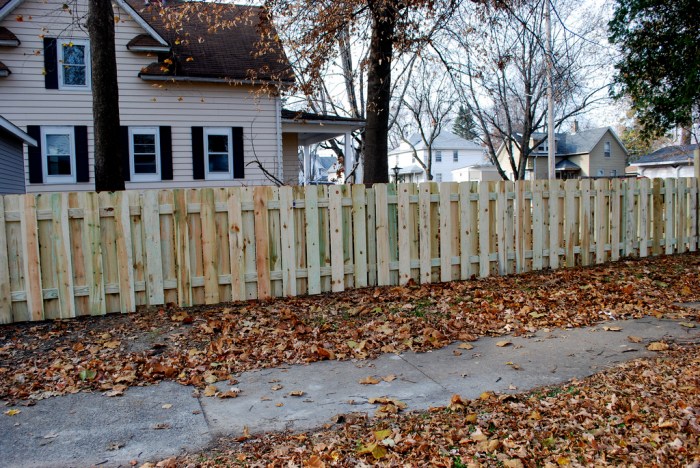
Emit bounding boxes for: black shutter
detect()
[119,126,130,182]
[159,126,173,180]
[27,126,43,184]
[192,127,204,180]
[43,38,58,90]
[74,126,89,183]
[232,127,244,179]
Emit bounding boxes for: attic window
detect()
[58,39,91,90]
[604,141,611,158]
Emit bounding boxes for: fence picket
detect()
[439,182,454,282]
[0,197,12,323]
[254,186,272,300]
[549,180,562,269]
[352,185,368,288]
[665,179,676,255]
[478,180,490,278]
[689,178,698,252]
[398,183,412,285]
[329,185,345,292]
[532,180,544,271]
[639,179,650,257]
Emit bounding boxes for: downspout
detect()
[275,96,283,183]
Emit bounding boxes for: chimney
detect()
[571,120,579,134]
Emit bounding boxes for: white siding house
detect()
[388,131,487,182]
[631,144,697,179]
[0,0,363,191]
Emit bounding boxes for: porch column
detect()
[344,131,354,184]
[302,145,311,185]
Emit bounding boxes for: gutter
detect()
[139,74,294,88]
[0,115,37,146]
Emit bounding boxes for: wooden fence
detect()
[0,178,698,323]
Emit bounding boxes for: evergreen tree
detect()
[452,105,478,141]
[609,0,700,138]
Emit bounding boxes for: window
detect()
[604,141,611,158]
[597,169,605,177]
[58,39,90,90]
[453,150,459,162]
[205,128,233,180]
[435,150,442,162]
[41,126,75,183]
[610,169,617,177]
[129,127,160,181]
[435,173,443,182]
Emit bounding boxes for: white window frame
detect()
[435,150,442,162]
[435,173,443,182]
[58,38,91,91]
[453,150,459,162]
[204,127,233,180]
[610,169,617,177]
[604,141,611,158]
[129,127,161,182]
[41,126,76,184]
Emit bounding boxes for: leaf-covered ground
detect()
[171,343,700,467]
[0,253,699,403]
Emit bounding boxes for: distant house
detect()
[388,131,486,182]
[0,115,36,194]
[451,164,501,182]
[630,143,697,179]
[496,125,629,180]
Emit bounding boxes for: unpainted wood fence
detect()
[0,178,698,323]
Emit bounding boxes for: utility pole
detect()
[545,0,555,180]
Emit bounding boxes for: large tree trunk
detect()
[362,1,397,185]
[88,0,124,192]
[680,126,692,145]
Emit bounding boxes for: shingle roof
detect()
[281,109,365,124]
[126,33,167,50]
[394,131,483,153]
[128,0,292,83]
[0,60,10,76]
[530,127,612,156]
[0,26,19,45]
[555,159,581,171]
[636,143,699,165]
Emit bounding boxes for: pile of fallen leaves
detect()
[173,343,700,467]
[0,253,698,403]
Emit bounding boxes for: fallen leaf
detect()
[203,385,217,397]
[680,322,696,328]
[4,409,20,416]
[103,340,121,349]
[271,384,284,391]
[647,342,669,351]
[359,376,380,385]
[628,335,643,343]
[496,341,512,347]
[161,404,172,409]
[382,374,397,382]
[275,402,284,407]
[603,326,622,332]
[152,423,171,430]
[289,390,305,397]
[458,343,474,350]
[304,455,326,468]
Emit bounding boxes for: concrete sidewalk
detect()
[1,316,698,468]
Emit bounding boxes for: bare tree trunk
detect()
[681,126,692,145]
[88,0,124,192]
[363,1,397,185]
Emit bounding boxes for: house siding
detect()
[390,146,486,182]
[0,134,26,194]
[0,0,280,192]
[586,130,627,178]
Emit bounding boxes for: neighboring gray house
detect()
[497,126,628,180]
[631,143,697,179]
[0,115,36,194]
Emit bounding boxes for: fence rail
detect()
[0,178,698,323]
